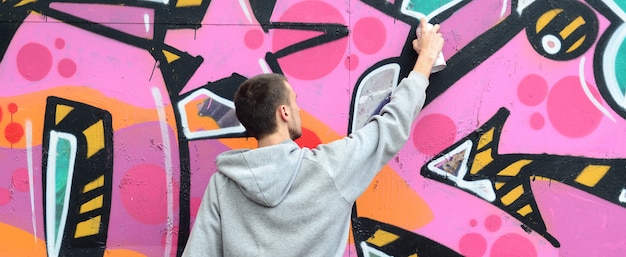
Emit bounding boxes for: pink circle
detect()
[17,42,53,81]
[530,112,545,130]
[469,219,478,227]
[11,168,29,192]
[119,164,179,224]
[272,1,347,80]
[55,38,65,49]
[344,54,359,70]
[459,233,487,257]
[244,29,264,49]
[58,58,77,78]
[518,74,548,106]
[8,103,18,114]
[491,233,537,257]
[546,76,602,138]
[0,188,10,205]
[353,17,386,54]
[413,113,456,155]
[484,214,501,232]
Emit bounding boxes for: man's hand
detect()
[412,18,445,79]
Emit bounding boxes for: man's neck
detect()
[257,132,290,148]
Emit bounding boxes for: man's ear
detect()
[279,105,290,121]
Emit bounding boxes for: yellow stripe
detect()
[84,175,104,193]
[83,120,105,158]
[517,204,533,216]
[79,195,103,214]
[175,0,203,7]
[75,215,101,238]
[55,105,74,125]
[501,185,524,206]
[575,165,610,187]
[366,229,399,247]
[536,9,563,33]
[566,35,586,53]
[560,16,586,39]
[495,182,505,190]
[470,149,493,175]
[497,160,532,177]
[477,128,494,150]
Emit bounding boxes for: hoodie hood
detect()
[216,140,305,207]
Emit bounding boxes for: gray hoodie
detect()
[182,71,429,256]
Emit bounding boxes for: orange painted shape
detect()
[356,165,434,230]
[0,222,47,256]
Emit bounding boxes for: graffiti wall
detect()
[1,0,625,256]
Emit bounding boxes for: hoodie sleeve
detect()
[311,71,428,203]
[181,174,223,257]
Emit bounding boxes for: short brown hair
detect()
[234,73,289,139]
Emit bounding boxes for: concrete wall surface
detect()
[0,0,625,256]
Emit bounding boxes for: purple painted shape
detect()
[50,3,155,40]
[532,180,626,256]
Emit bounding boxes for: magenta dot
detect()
[491,233,537,257]
[11,168,29,192]
[484,214,501,232]
[17,42,53,81]
[353,17,386,54]
[55,38,65,49]
[459,233,487,257]
[8,103,17,114]
[120,164,179,224]
[244,29,264,49]
[547,76,603,138]
[272,1,347,80]
[530,112,545,130]
[413,113,456,155]
[518,74,548,106]
[469,219,478,227]
[0,188,10,205]
[58,58,77,78]
[345,54,359,70]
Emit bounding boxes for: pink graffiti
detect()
[518,74,548,106]
[459,233,487,257]
[17,42,53,81]
[547,76,603,138]
[11,168,29,192]
[490,233,537,257]
[353,17,386,54]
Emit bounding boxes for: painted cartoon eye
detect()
[525,0,598,60]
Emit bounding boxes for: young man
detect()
[182,18,445,256]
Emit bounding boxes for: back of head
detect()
[234,73,288,139]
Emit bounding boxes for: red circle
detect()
[244,29,264,49]
[272,1,347,80]
[12,168,30,192]
[55,38,65,49]
[120,164,180,224]
[58,58,77,78]
[547,76,602,138]
[413,113,456,155]
[484,214,502,232]
[530,112,545,130]
[491,233,537,257]
[8,103,18,114]
[5,122,24,144]
[17,42,53,81]
[518,74,548,106]
[459,233,487,257]
[353,17,387,54]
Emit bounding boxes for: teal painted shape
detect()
[54,137,72,236]
[405,0,454,16]
[616,36,626,96]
